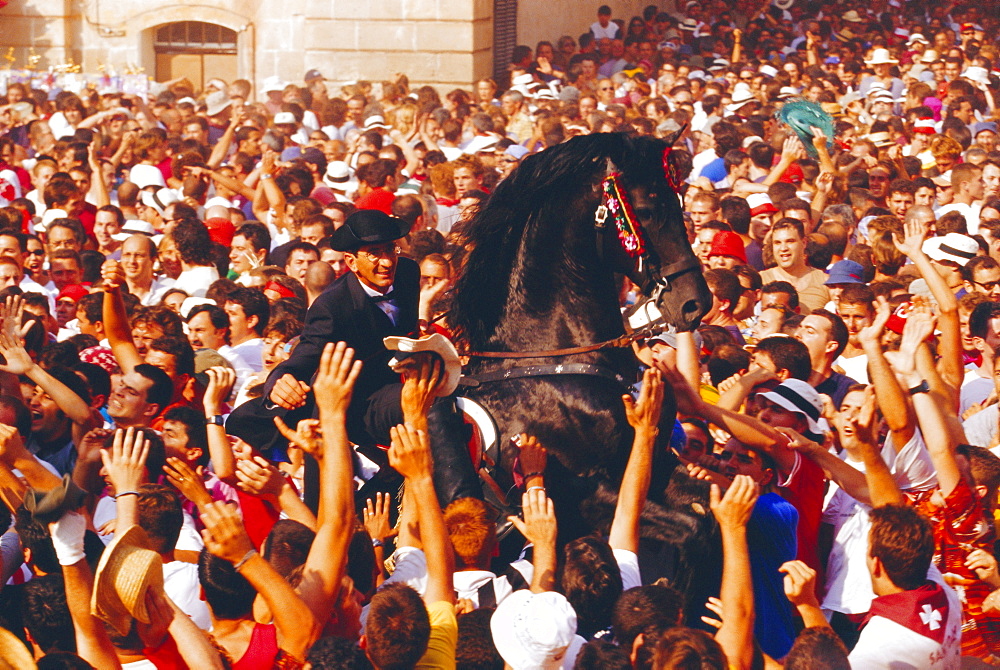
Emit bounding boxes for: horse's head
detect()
[601,134,711,332]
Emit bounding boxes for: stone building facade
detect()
[1,0,658,95]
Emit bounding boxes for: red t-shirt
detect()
[777,450,826,576]
[355,187,395,215]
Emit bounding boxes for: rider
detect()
[228,209,480,505]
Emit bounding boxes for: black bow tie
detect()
[371,291,395,303]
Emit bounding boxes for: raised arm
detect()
[49,511,122,669]
[200,501,320,660]
[207,109,243,168]
[100,260,142,374]
[780,560,830,630]
[709,475,758,670]
[659,362,797,473]
[888,302,962,496]
[609,368,662,554]
[101,427,152,530]
[893,219,962,395]
[508,488,558,592]
[858,297,916,447]
[389,423,455,605]
[203,367,237,484]
[295,342,360,621]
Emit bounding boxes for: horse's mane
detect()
[452,133,668,348]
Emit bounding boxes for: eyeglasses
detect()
[29,249,45,256]
[599,86,614,91]
[356,245,400,261]
[972,279,1000,291]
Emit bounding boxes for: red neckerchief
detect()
[861,581,951,644]
[436,197,460,207]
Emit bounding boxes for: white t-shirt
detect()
[821,430,937,614]
[590,21,620,40]
[834,353,869,385]
[163,560,212,630]
[935,201,981,234]
[963,403,998,449]
[174,266,220,298]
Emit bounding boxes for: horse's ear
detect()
[661,123,690,191]
[662,123,689,152]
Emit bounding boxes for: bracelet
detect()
[522,471,544,480]
[114,490,139,499]
[234,548,258,571]
[372,538,384,549]
[527,486,546,493]
[261,173,273,180]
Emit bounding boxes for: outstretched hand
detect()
[313,341,362,418]
[623,368,664,432]
[508,487,557,550]
[892,217,929,259]
[100,427,150,494]
[388,423,434,481]
[398,353,444,422]
[709,474,758,532]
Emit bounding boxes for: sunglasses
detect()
[29,249,45,256]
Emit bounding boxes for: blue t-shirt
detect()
[747,492,799,660]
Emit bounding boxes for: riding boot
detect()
[426,396,483,506]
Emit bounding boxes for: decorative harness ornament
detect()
[600,172,647,258]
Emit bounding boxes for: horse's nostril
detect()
[681,299,700,317]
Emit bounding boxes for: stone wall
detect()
[0,0,494,96]
[516,0,663,55]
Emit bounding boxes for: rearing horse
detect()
[451,133,711,535]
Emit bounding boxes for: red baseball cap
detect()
[57,284,90,303]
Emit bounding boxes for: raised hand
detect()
[388,423,433,482]
[200,500,255,565]
[363,492,396,543]
[623,368,664,431]
[274,417,323,457]
[313,341,362,418]
[100,427,150,494]
[101,259,126,291]
[709,474,759,531]
[514,434,548,479]
[398,353,444,422]
[857,295,891,349]
[892,217,930,259]
[507,487,557,549]
[779,560,820,608]
[164,456,212,507]
[202,366,236,414]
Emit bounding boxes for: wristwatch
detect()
[206,415,225,426]
[907,380,930,395]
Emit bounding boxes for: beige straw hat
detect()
[91,525,164,636]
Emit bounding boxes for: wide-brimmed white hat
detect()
[756,379,829,438]
[963,66,991,86]
[384,333,462,396]
[490,590,585,670]
[463,134,501,155]
[922,233,978,267]
[204,90,232,117]
[864,48,898,66]
[363,115,391,130]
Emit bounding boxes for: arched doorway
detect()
[154,21,238,93]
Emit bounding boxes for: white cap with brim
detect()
[756,379,829,438]
[39,208,68,232]
[490,590,585,670]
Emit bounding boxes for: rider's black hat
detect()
[329,210,411,252]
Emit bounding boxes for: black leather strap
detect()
[461,363,633,390]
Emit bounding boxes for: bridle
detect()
[463,143,698,362]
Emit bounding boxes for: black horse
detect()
[451,132,712,542]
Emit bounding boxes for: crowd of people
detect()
[0,0,1000,667]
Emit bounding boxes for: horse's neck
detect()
[493,250,624,352]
